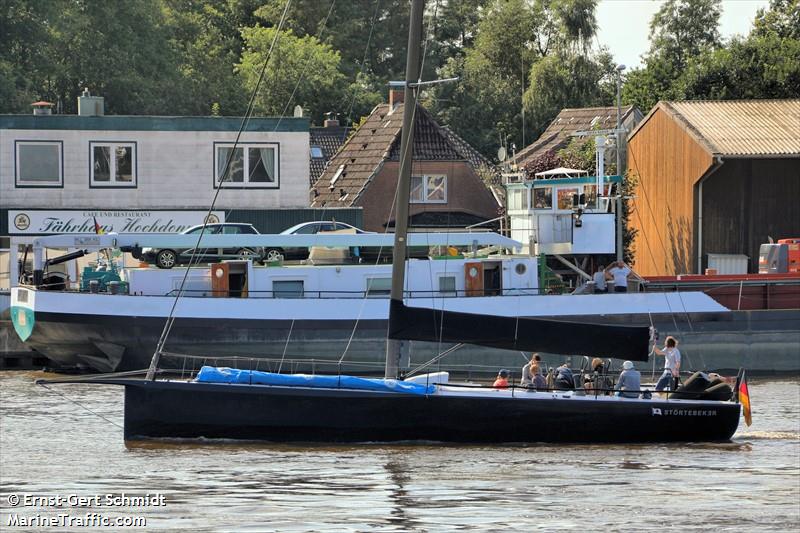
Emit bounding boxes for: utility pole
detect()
[615,64,626,177]
[615,64,626,263]
[385,0,424,380]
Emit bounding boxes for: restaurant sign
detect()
[8,210,226,235]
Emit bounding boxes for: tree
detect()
[625,0,800,110]
[623,0,722,112]
[40,0,185,115]
[161,0,264,115]
[238,26,346,122]
[523,51,615,143]
[0,0,62,112]
[429,0,604,158]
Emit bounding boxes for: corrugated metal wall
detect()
[627,108,714,275]
[702,159,800,272]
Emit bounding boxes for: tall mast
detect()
[385,0,425,379]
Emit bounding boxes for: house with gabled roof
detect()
[627,99,800,276]
[310,91,502,232]
[512,105,643,175]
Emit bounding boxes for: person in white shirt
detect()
[593,264,608,293]
[654,336,681,391]
[605,260,633,292]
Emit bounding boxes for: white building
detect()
[1,96,367,291]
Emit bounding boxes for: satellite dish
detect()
[293,105,303,118]
[497,146,507,162]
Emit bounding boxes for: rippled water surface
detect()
[1,372,798,531]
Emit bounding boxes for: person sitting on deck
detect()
[615,361,641,398]
[554,363,574,390]
[493,369,510,389]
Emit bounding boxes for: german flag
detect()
[739,372,752,427]
[93,216,105,235]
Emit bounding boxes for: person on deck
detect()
[554,363,574,390]
[520,353,542,387]
[593,264,608,293]
[654,336,681,391]
[586,357,612,394]
[615,361,641,398]
[493,369,510,389]
[605,260,638,293]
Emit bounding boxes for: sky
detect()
[595,0,769,69]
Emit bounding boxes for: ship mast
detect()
[385,0,425,379]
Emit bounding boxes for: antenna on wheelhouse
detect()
[385,0,425,380]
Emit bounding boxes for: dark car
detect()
[264,221,373,261]
[135,223,263,268]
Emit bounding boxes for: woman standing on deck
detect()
[654,336,681,391]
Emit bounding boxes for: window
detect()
[310,145,324,158]
[509,188,528,210]
[215,143,278,188]
[557,187,579,210]
[366,277,392,297]
[533,187,552,209]
[90,142,136,187]
[273,280,304,298]
[222,226,242,235]
[583,184,598,208]
[15,141,62,187]
[439,276,456,295]
[410,174,447,203]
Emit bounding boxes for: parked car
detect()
[264,221,373,261]
[134,223,263,268]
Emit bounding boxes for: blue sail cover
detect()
[195,366,436,395]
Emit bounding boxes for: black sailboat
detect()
[38,0,743,443]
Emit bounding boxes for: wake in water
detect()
[736,430,800,441]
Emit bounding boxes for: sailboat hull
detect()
[120,380,741,444]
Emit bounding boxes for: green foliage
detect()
[523,51,614,141]
[2,0,793,168]
[556,136,596,174]
[428,0,605,158]
[238,26,345,122]
[623,0,722,112]
[624,0,800,112]
[620,170,639,265]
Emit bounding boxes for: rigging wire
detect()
[146,0,294,380]
[340,0,441,366]
[37,382,124,431]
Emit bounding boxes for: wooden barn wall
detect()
[702,158,800,272]
[627,108,713,275]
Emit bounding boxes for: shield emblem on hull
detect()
[11,306,35,342]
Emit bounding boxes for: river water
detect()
[1,371,798,532]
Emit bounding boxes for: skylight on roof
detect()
[329,164,345,188]
[311,146,324,158]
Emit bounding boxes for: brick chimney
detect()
[323,111,339,128]
[389,89,404,107]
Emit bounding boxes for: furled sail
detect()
[388,301,652,361]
